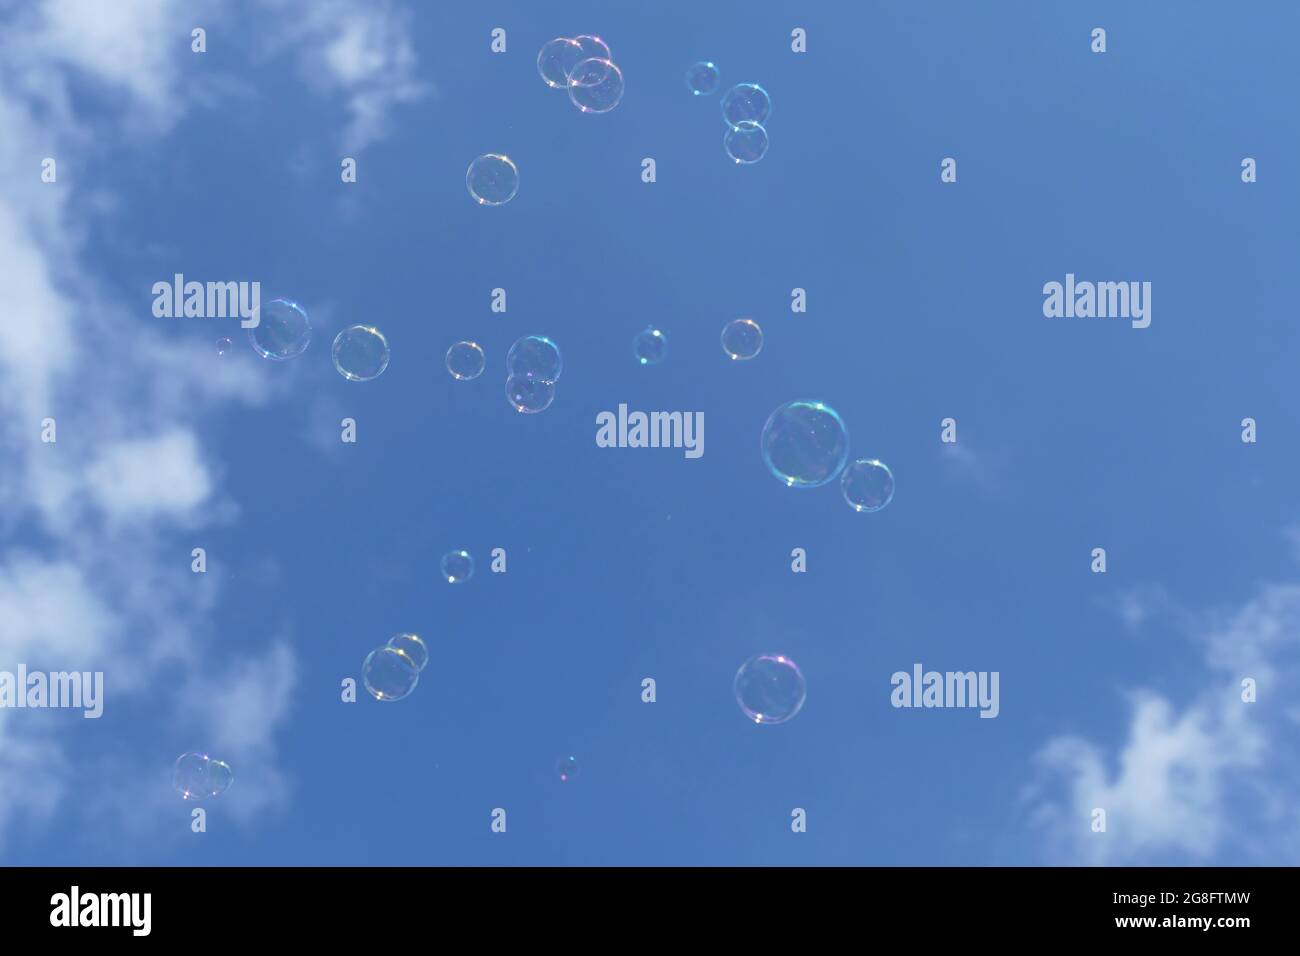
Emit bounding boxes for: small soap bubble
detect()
[538,37,585,88]
[506,374,556,414]
[466,153,519,206]
[172,752,232,800]
[568,58,624,114]
[556,755,580,782]
[248,298,312,361]
[387,633,429,672]
[633,327,668,365]
[721,318,763,360]
[685,61,721,96]
[841,459,895,512]
[507,335,562,383]
[331,325,390,381]
[216,337,231,355]
[721,83,771,128]
[441,549,474,584]
[733,653,806,725]
[446,341,486,381]
[760,400,850,488]
[724,121,769,164]
[362,646,419,701]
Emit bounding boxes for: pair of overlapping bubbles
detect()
[506,334,562,413]
[362,633,430,702]
[760,401,895,512]
[537,35,624,114]
[172,752,234,801]
[720,82,771,164]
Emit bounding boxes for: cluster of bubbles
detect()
[506,334,563,413]
[686,62,770,166]
[759,400,895,512]
[172,752,234,801]
[362,633,429,702]
[441,549,475,584]
[537,35,624,115]
[733,653,806,725]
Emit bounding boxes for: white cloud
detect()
[85,429,213,523]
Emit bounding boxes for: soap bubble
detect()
[331,325,390,381]
[172,752,232,800]
[466,153,519,206]
[633,327,668,365]
[446,341,486,381]
[721,318,763,360]
[387,633,429,672]
[841,459,895,512]
[216,337,231,355]
[248,298,312,361]
[441,549,474,584]
[206,759,234,797]
[568,58,624,114]
[573,35,611,61]
[721,83,771,128]
[538,37,585,88]
[506,374,556,414]
[760,400,850,488]
[724,121,769,164]
[733,653,806,725]
[556,755,580,782]
[362,646,419,701]
[507,335,562,383]
[685,61,721,96]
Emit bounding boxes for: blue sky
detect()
[1,0,1299,866]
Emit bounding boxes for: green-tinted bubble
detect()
[248,298,312,361]
[386,633,429,672]
[362,646,419,701]
[633,327,668,365]
[721,318,763,360]
[441,549,474,584]
[466,153,519,206]
[760,400,850,488]
[331,325,390,381]
[841,459,895,512]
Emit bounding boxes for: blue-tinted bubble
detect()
[506,373,556,414]
[331,325,390,381]
[362,646,419,701]
[446,341,485,381]
[216,337,231,356]
[386,633,429,672]
[685,61,721,96]
[172,752,233,800]
[568,58,623,114]
[556,755,580,782]
[441,549,474,584]
[720,83,771,128]
[760,400,850,488]
[507,335,562,383]
[538,37,584,88]
[841,459,895,513]
[721,318,763,360]
[724,121,769,164]
[633,327,668,365]
[248,298,312,361]
[466,153,519,206]
[733,653,806,725]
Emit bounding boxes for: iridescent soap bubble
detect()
[685,61,721,96]
[446,341,485,381]
[721,83,771,128]
[733,653,806,725]
[506,374,556,414]
[556,755,580,782]
[721,318,763,360]
[724,121,769,164]
[760,400,850,488]
[216,337,231,355]
[507,335,562,383]
[248,298,312,361]
[172,752,232,800]
[568,58,624,114]
[331,325,390,381]
[538,37,585,88]
[441,549,474,584]
[387,633,429,672]
[841,458,895,513]
[633,326,668,365]
[362,646,419,701]
[466,153,519,206]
